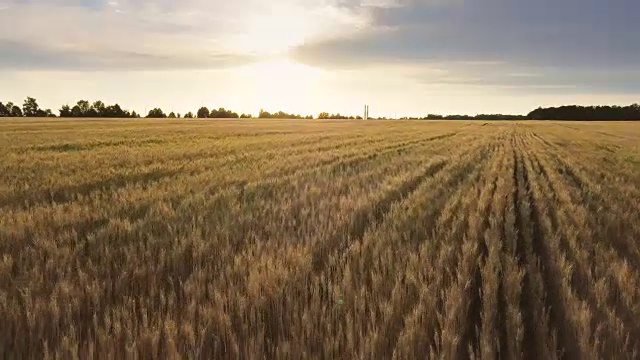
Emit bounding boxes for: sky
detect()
[1,0,639,117]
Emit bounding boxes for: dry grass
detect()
[1,118,639,359]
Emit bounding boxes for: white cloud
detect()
[0,0,370,70]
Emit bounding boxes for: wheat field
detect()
[1,119,639,359]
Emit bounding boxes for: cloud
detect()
[0,0,367,70]
[292,0,640,92]
[296,1,640,68]
[4,0,640,96]
[0,40,256,71]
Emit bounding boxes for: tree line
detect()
[2,97,640,120]
[527,104,640,120]
[60,100,140,118]
[317,112,363,120]
[0,97,315,119]
[258,110,314,119]
[0,97,55,117]
[400,105,640,121]
[0,98,139,118]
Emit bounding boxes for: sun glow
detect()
[236,58,325,113]
[243,59,322,83]
[231,8,320,55]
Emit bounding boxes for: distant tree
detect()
[44,109,55,117]
[197,107,210,118]
[146,108,167,118]
[105,104,129,118]
[209,108,220,118]
[85,107,98,117]
[22,97,41,117]
[527,104,640,120]
[177,113,181,118]
[58,100,135,118]
[0,102,8,117]
[259,109,306,119]
[2,101,22,117]
[59,105,72,117]
[259,109,272,118]
[210,107,239,118]
[168,112,176,118]
[71,105,83,117]
[131,111,139,118]
[474,114,527,120]
[240,113,253,118]
[317,112,352,119]
[184,112,194,119]
[92,101,106,116]
[77,100,91,115]
[10,105,22,117]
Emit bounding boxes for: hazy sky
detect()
[1,0,639,117]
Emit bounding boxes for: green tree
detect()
[22,97,41,117]
[103,104,128,118]
[77,100,91,115]
[210,108,222,118]
[3,101,21,117]
[92,101,106,116]
[210,107,239,118]
[59,105,72,117]
[197,107,210,118]
[0,102,8,117]
[6,102,15,116]
[168,112,176,118]
[71,105,83,117]
[259,109,271,118]
[146,108,167,118]
[10,105,22,117]
[184,112,194,118]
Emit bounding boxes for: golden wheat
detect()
[0,118,639,359]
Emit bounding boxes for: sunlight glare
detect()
[231,6,323,55]
[237,59,325,113]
